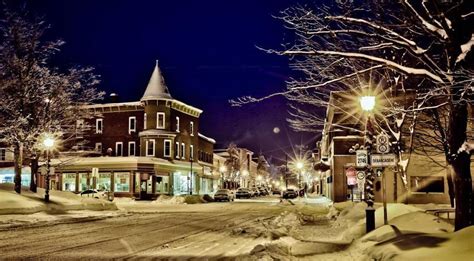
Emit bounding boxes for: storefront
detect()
[0,167,31,187]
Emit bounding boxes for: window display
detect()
[114,172,130,192]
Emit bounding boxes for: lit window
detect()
[175,142,180,158]
[144,113,147,129]
[0,148,6,161]
[157,112,165,129]
[115,142,123,156]
[129,116,136,134]
[128,141,135,156]
[146,139,155,157]
[181,143,185,159]
[95,143,102,152]
[96,119,103,134]
[190,145,194,160]
[164,140,171,157]
[176,116,180,132]
[190,121,194,136]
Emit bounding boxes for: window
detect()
[129,116,136,134]
[175,142,180,158]
[176,116,180,132]
[96,119,103,134]
[190,145,194,160]
[128,141,136,156]
[181,143,185,159]
[0,148,6,161]
[114,172,130,192]
[411,176,444,193]
[164,139,171,157]
[144,113,147,129]
[146,139,155,157]
[115,142,123,156]
[157,112,165,129]
[190,121,194,136]
[95,143,102,152]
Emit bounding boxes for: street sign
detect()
[371,154,396,167]
[356,150,368,167]
[357,171,365,180]
[376,134,390,154]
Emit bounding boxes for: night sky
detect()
[27,0,318,163]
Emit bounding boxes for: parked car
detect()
[282,189,298,199]
[258,187,269,196]
[272,189,281,195]
[80,189,108,199]
[235,188,251,199]
[214,189,235,202]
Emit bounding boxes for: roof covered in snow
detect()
[141,61,172,101]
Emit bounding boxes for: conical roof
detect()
[141,61,172,101]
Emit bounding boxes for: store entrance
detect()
[139,173,154,200]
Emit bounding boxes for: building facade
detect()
[316,91,453,204]
[34,62,219,199]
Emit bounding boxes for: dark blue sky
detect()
[29,0,318,162]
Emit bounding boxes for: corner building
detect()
[37,62,217,199]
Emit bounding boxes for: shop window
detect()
[157,112,165,129]
[411,176,444,193]
[78,173,89,192]
[114,172,130,192]
[155,176,169,193]
[96,173,111,191]
[62,173,76,192]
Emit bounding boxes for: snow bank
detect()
[0,184,117,215]
[153,195,186,204]
[366,225,472,260]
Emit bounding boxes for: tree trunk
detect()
[448,102,473,231]
[451,154,473,231]
[30,154,38,193]
[13,142,23,194]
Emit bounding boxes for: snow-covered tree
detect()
[224,143,241,182]
[0,7,103,194]
[232,1,473,230]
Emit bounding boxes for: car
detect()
[282,189,298,199]
[80,189,108,199]
[235,188,251,199]
[272,189,281,195]
[213,189,235,202]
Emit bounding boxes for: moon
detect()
[273,127,280,134]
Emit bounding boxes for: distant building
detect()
[32,62,218,199]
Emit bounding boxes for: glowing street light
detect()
[360,96,376,112]
[42,134,56,203]
[296,161,304,170]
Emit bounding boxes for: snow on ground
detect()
[0,183,119,229]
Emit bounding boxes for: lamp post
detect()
[219,165,227,189]
[360,95,376,233]
[43,135,55,203]
[189,158,193,195]
[296,161,304,196]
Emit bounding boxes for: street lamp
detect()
[43,135,55,202]
[360,95,376,233]
[296,161,304,195]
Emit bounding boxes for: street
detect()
[0,198,309,260]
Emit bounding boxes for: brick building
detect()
[35,62,218,199]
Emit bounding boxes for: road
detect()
[0,200,295,260]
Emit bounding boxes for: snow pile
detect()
[365,224,469,260]
[0,184,117,215]
[153,195,186,204]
